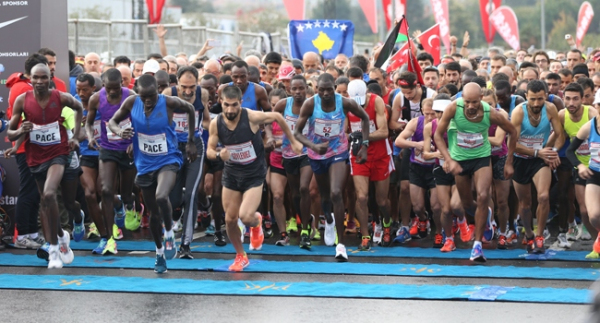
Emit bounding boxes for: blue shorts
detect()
[309,151,349,175]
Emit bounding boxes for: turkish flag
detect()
[479,0,502,44]
[429,0,450,54]
[383,0,407,30]
[576,1,594,47]
[283,0,305,20]
[385,42,409,74]
[418,24,441,65]
[146,0,166,24]
[489,6,520,50]
[358,0,378,34]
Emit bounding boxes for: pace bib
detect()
[138,132,168,156]
[30,121,61,146]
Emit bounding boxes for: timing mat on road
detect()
[1,253,598,281]
[0,273,589,304]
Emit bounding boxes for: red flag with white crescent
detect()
[283,0,305,20]
[418,24,441,65]
[429,0,450,54]
[489,6,520,51]
[479,0,502,44]
[576,1,594,47]
[146,0,166,24]
[385,42,409,75]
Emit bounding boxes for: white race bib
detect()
[226,141,257,164]
[577,139,590,156]
[106,118,132,142]
[30,121,61,146]
[590,142,600,164]
[491,145,503,153]
[93,120,101,140]
[350,120,376,134]
[138,132,168,156]
[414,149,435,165]
[516,134,544,158]
[456,131,484,149]
[68,152,80,169]
[314,119,341,137]
[285,115,308,135]
[173,113,188,133]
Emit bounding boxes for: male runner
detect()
[434,83,517,262]
[217,60,271,112]
[163,66,210,259]
[294,73,370,261]
[109,74,196,273]
[510,80,564,254]
[86,68,138,255]
[206,86,302,271]
[8,64,83,268]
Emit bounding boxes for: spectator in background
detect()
[335,76,350,98]
[245,55,261,68]
[334,53,349,70]
[532,51,550,71]
[573,63,590,81]
[325,64,343,80]
[84,52,101,73]
[303,51,320,71]
[559,68,573,91]
[113,55,131,68]
[69,50,83,96]
[117,65,133,89]
[223,62,233,75]
[204,59,222,80]
[417,52,434,70]
[264,52,283,84]
[423,67,440,91]
[38,48,67,92]
[132,59,145,78]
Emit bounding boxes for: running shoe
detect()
[452,217,459,236]
[372,223,383,244]
[124,203,141,231]
[114,199,125,229]
[394,226,411,244]
[299,233,311,250]
[58,231,74,265]
[358,237,372,251]
[229,253,249,272]
[318,215,326,230]
[324,217,336,246]
[205,224,216,236]
[594,235,600,253]
[409,218,419,237]
[581,224,592,240]
[154,253,167,274]
[482,207,494,242]
[87,222,100,239]
[92,238,107,254]
[198,210,211,229]
[345,219,358,234]
[533,236,545,254]
[506,230,518,244]
[249,213,264,251]
[418,220,430,239]
[164,235,177,260]
[286,217,298,233]
[112,224,123,240]
[37,242,50,261]
[276,232,290,246]
[172,219,183,233]
[566,224,580,241]
[381,227,392,247]
[469,244,486,262]
[335,243,348,262]
[440,239,456,252]
[14,237,41,249]
[214,231,227,247]
[586,236,600,259]
[543,228,551,241]
[433,233,444,248]
[102,237,118,255]
[556,233,572,248]
[498,234,508,249]
[514,215,524,235]
[458,220,473,242]
[526,236,535,254]
[48,247,62,269]
[31,236,46,246]
[263,213,274,239]
[179,243,193,259]
[73,215,85,243]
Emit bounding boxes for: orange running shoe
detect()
[228,253,249,271]
[594,235,600,253]
[249,213,264,251]
[440,239,456,252]
[409,218,419,236]
[458,220,473,242]
[433,233,444,248]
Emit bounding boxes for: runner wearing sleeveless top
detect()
[434,83,518,262]
[109,74,197,274]
[206,86,302,272]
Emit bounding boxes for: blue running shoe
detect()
[92,238,108,254]
[114,197,125,229]
[164,236,177,260]
[154,253,167,274]
[205,224,216,236]
[483,207,494,242]
[36,242,50,261]
[470,244,486,262]
[73,211,85,242]
[393,226,412,244]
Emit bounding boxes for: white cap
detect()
[142,59,160,75]
[432,99,451,112]
[348,80,367,105]
[594,90,600,105]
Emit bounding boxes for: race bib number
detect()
[590,142,600,164]
[456,131,484,149]
[173,113,188,133]
[577,139,590,156]
[285,115,309,136]
[314,119,341,138]
[226,141,257,164]
[106,118,132,142]
[93,120,101,140]
[138,132,167,156]
[491,145,503,153]
[414,150,435,165]
[30,121,61,146]
[516,134,544,158]
[350,120,376,134]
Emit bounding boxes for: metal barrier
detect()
[68,19,375,62]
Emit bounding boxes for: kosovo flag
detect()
[288,20,354,60]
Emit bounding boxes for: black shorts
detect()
[80,155,99,169]
[573,167,586,186]
[408,163,435,189]
[457,156,491,177]
[512,157,547,185]
[400,148,410,181]
[282,155,310,176]
[64,152,82,181]
[270,165,286,176]
[389,154,402,185]
[30,155,69,182]
[491,155,507,181]
[222,171,265,192]
[135,163,180,188]
[433,165,455,186]
[99,148,135,170]
[205,158,225,174]
[586,169,600,186]
[557,157,573,172]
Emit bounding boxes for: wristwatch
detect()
[361,140,369,147]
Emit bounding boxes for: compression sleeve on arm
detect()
[566,137,584,168]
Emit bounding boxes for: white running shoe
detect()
[372,223,383,245]
[318,215,326,230]
[48,247,63,269]
[556,233,572,248]
[58,230,74,265]
[172,219,182,233]
[581,224,592,240]
[324,216,336,246]
[335,243,348,262]
[543,228,551,241]
[566,224,579,241]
